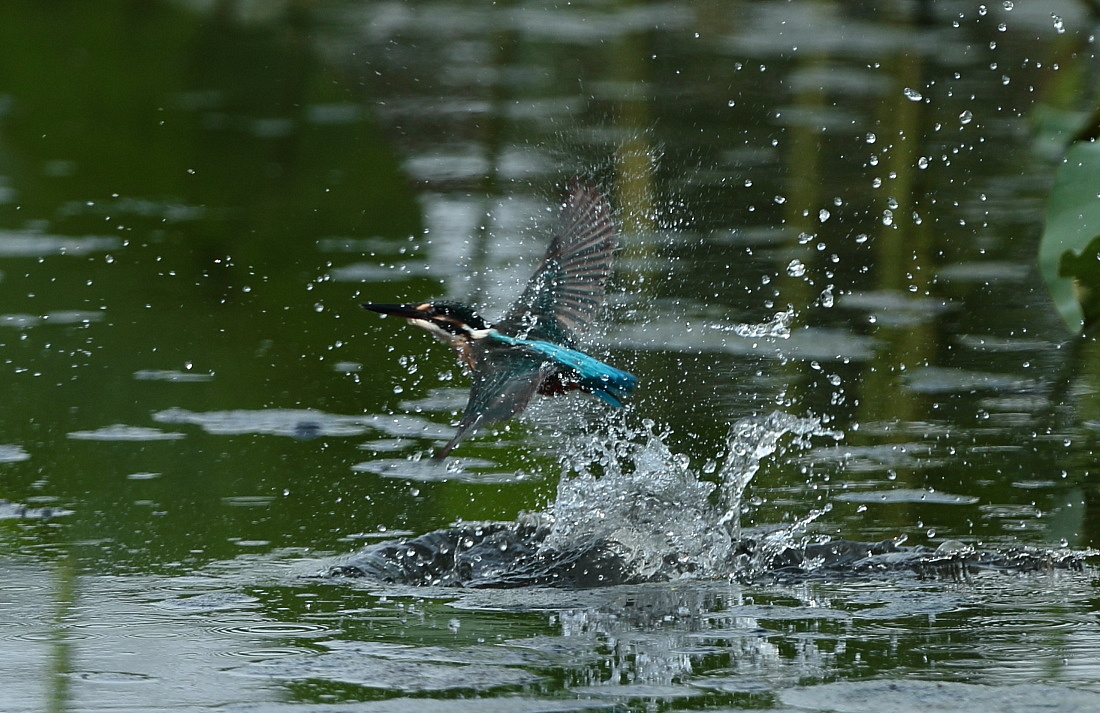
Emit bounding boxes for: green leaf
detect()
[1038,141,1100,333]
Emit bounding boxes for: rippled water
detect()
[5,552,1096,712]
[1,0,1099,711]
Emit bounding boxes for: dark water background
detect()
[1,1,1098,711]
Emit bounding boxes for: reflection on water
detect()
[152,407,377,438]
[5,549,1096,712]
[1,0,1099,710]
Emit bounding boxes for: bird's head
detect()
[362,301,489,343]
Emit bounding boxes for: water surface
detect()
[0,1,1097,711]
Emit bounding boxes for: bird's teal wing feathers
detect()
[433,341,550,459]
[497,180,616,345]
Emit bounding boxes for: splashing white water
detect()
[712,309,794,339]
[540,411,840,581]
[715,411,835,538]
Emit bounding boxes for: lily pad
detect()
[1038,141,1100,333]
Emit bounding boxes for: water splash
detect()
[541,411,840,581]
[715,412,837,539]
[713,309,794,339]
[329,414,1094,587]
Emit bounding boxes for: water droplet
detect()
[1052,14,1064,34]
[774,195,787,204]
[959,110,973,125]
[917,156,929,169]
[1003,0,1013,10]
[786,259,806,277]
[865,132,877,144]
[882,210,894,226]
[393,385,404,394]
[818,208,831,223]
[903,87,923,101]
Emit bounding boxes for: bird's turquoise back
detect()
[487,332,637,407]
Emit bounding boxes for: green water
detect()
[1,1,1098,711]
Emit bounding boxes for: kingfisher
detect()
[363,180,637,459]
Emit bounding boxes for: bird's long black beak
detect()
[362,303,428,319]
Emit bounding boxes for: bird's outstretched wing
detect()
[432,341,552,460]
[496,180,616,345]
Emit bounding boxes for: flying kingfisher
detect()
[363,180,637,459]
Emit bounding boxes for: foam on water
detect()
[541,411,841,581]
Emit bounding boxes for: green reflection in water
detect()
[0,0,432,566]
